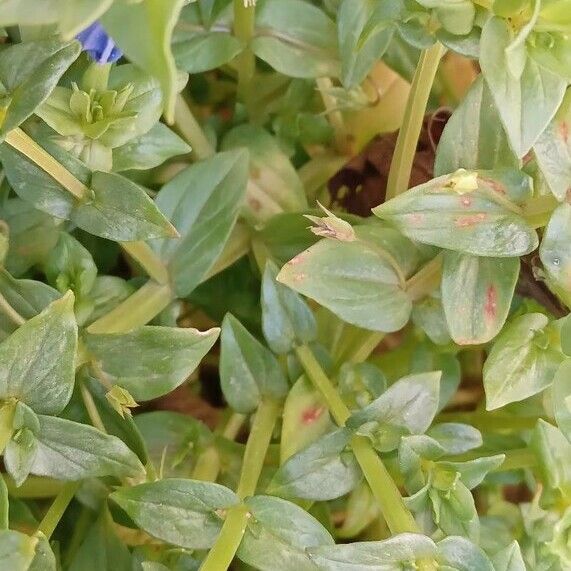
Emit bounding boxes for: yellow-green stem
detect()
[5,128,89,200]
[385,43,444,200]
[87,281,173,334]
[200,399,279,571]
[3,476,63,498]
[79,382,107,433]
[233,0,256,107]
[294,345,420,535]
[37,481,81,539]
[0,292,25,326]
[405,254,443,301]
[174,96,215,161]
[120,241,170,285]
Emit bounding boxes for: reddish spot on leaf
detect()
[293,273,306,282]
[460,196,472,207]
[559,121,569,144]
[454,213,487,227]
[480,177,506,195]
[407,213,424,225]
[289,254,305,266]
[301,406,324,424]
[484,284,498,321]
[249,197,262,212]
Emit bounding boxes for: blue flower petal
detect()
[76,22,122,65]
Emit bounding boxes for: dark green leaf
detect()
[220,314,288,413]
[252,0,340,78]
[30,415,144,480]
[261,260,316,354]
[152,149,249,297]
[84,325,219,401]
[0,39,80,135]
[112,123,190,172]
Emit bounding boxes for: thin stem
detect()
[294,345,420,535]
[0,292,25,326]
[236,399,279,498]
[200,505,250,571]
[405,254,443,301]
[174,96,215,161]
[37,481,81,539]
[317,77,350,155]
[385,43,444,201]
[120,241,170,285]
[3,475,63,498]
[4,129,89,200]
[200,399,279,571]
[79,382,107,433]
[87,281,173,334]
[351,435,419,534]
[233,0,256,107]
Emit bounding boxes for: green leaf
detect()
[441,251,519,345]
[29,415,144,481]
[84,325,219,401]
[2,198,60,277]
[0,530,37,570]
[69,510,132,571]
[0,138,177,241]
[110,479,239,549]
[0,39,81,136]
[237,495,334,571]
[552,359,571,441]
[261,261,316,354]
[337,0,398,88]
[437,536,495,571]
[373,170,538,257]
[436,455,505,490]
[73,171,178,241]
[5,402,40,486]
[277,238,411,332]
[222,124,307,223]
[112,123,190,172]
[269,428,361,501]
[347,371,441,452]
[480,16,566,158]
[173,2,242,73]
[252,0,340,78]
[101,0,186,122]
[531,419,571,501]
[338,362,386,410]
[411,293,451,346]
[534,89,571,200]
[44,232,96,315]
[280,375,333,463]
[491,541,526,571]
[152,149,249,297]
[308,532,437,570]
[435,76,518,176]
[0,292,77,415]
[220,314,288,413]
[427,423,483,455]
[0,267,60,339]
[483,313,564,410]
[539,203,571,306]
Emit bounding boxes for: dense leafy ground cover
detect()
[0,0,570,569]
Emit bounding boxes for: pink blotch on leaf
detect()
[454,213,487,227]
[484,284,498,321]
[301,406,324,425]
[559,121,569,144]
